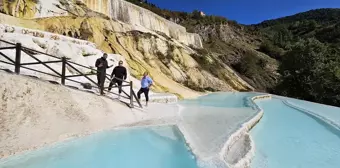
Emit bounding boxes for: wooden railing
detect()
[0,39,142,108]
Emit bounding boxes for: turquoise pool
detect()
[2,92,340,168]
[251,98,340,168]
[0,126,198,168]
[181,92,340,168]
[180,92,261,108]
[281,96,340,127]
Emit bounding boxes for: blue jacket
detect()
[141,76,153,88]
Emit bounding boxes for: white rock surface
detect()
[0,23,177,103]
[106,0,203,48]
[177,106,257,160]
[31,0,203,48]
[0,67,266,168]
[0,71,179,158]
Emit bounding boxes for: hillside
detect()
[0,1,339,106]
[256,8,340,48]
[257,8,340,27]
[255,8,340,106]
[122,2,340,106]
[126,0,279,91]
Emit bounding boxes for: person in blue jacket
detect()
[137,72,153,106]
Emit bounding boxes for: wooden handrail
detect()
[0,60,15,66]
[68,60,130,84]
[65,62,98,87]
[15,43,21,74]
[0,47,16,50]
[20,66,61,78]
[22,50,62,76]
[0,52,15,63]
[21,60,63,66]
[0,40,143,108]
[66,73,96,78]
[0,39,16,45]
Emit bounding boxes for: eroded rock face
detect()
[34,16,253,96]
[188,22,278,91]
[118,31,235,91]
[83,0,203,48]
[194,24,258,45]
[0,0,203,48]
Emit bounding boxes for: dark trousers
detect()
[97,71,106,93]
[108,79,123,94]
[137,87,149,102]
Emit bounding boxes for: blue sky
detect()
[147,0,340,24]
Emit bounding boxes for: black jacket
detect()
[95,57,109,72]
[111,66,127,80]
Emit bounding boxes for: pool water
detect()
[281,96,340,127]
[180,92,261,108]
[251,98,340,168]
[0,126,198,168]
[2,92,340,168]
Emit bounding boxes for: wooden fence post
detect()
[130,81,134,108]
[15,43,21,74]
[61,57,66,85]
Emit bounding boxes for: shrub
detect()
[275,38,340,106]
[258,41,285,60]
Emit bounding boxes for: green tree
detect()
[272,25,293,48]
[192,10,201,20]
[234,51,265,77]
[275,38,340,106]
[258,41,285,59]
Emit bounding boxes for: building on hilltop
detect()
[199,11,206,17]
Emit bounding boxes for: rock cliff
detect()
[0,0,254,98]
[192,23,279,91]
[0,0,203,48]
[36,16,252,95]
[83,0,203,48]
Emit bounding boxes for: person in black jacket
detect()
[109,60,127,98]
[95,53,112,95]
